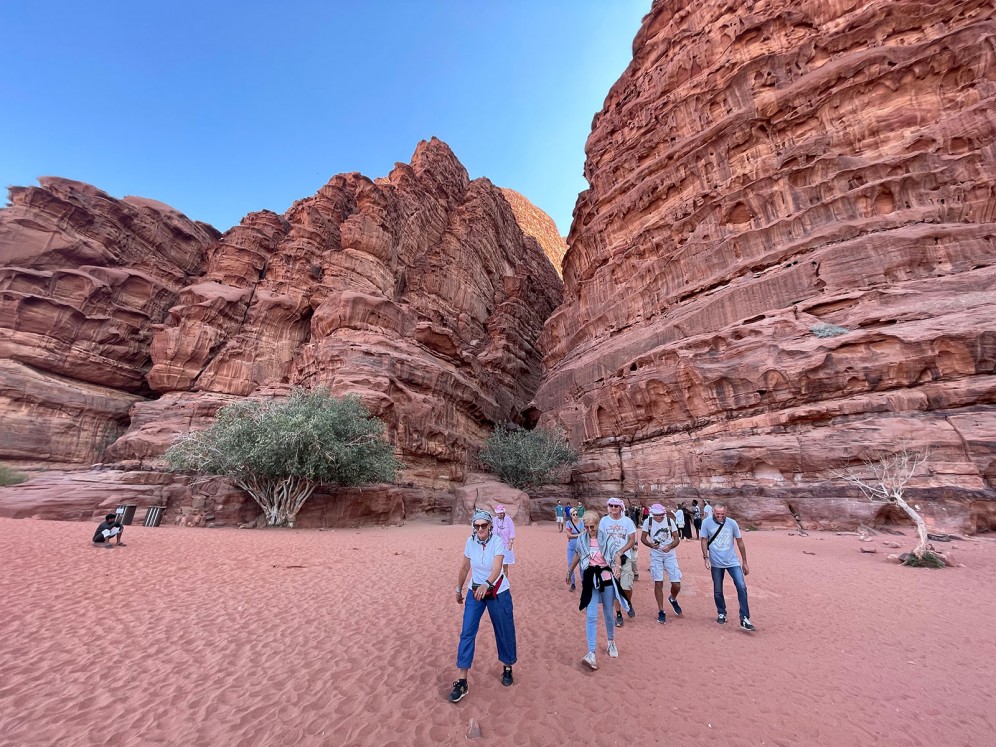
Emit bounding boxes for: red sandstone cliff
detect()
[534,0,996,532]
[0,141,562,525]
[500,188,567,275]
[0,178,220,464]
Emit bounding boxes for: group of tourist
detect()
[449,495,754,703]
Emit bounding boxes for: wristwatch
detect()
[486,580,495,590]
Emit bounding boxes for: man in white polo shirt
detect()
[599,497,637,627]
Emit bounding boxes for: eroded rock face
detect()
[534,0,996,532]
[0,178,220,463]
[1,140,562,526]
[115,139,562,489]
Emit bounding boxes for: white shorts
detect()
[650,552,682,583]
[557,517,564,525]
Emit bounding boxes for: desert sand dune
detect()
[1,517,993,746]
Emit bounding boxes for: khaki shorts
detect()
[618,557,635,590]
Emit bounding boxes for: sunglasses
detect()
[473,523,490,529]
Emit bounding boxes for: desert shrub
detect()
[164,388,399,527]
[902,551,945,569]
[0,464,28,486]
[479,424,579,491]
[810,323,850,338]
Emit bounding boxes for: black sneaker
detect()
[627,603,636,619]
[668,596,683,616]
[657,610,667,625]
[615,611,624,628]
[740,617,756,632]
[501,666,514,687]
[448,679,468,703]
[717,613,727,625]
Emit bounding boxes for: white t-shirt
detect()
[642,516,678,557]
[598,514,637,560]
[703,504,713,519]
[463,533,510,593]
[674,508,685,527]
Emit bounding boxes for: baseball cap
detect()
[650,503,666,515]
[606,497,625,507]
[494,504,506,513]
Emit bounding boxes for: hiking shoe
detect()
[740,617,756,632]
[501,666,514,686]
[668,596,683,616]
[717,613,727,624]
[657,610,667,625]
[627,604,636,619]
[582,651,597,670]
[607,641,618,658]
[615,611,624,628]
[448,679,468,703]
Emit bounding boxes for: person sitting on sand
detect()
[493,504,516,577]
[92,513,126,548]
[641,503,682,624]
[701,503,755,632]
[565,507,583,592]
[567,511,630,670]
[450,509,516,703]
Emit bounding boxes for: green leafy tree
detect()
[164,389,400,527]
[479,424,579,491]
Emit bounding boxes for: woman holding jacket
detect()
[567,511,630,670]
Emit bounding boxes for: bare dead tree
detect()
[833,448,934,563]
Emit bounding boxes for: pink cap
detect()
[494,504,506,513]
[650,503,666,515]
[607,497,625,507]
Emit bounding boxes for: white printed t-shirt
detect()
[598,514,637,561]
[642,516,678,558]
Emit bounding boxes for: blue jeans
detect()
[566,538,578,584]
[456,590,517,669]
[711,565,750,620]
[585,583,615,653]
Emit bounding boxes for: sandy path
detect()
[0,517,993,746]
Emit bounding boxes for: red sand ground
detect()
[1,516,993,746]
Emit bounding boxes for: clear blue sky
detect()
[0,1,647,235]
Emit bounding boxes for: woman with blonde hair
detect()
[567,511,630,670]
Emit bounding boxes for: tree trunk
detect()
[892,492,930,558]
[237,476,319,527]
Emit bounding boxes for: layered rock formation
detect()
[534,0,996,532]
[0,178,220,463]
[500,188,567,274]
[1,141,562,525]
[112,139,562,484]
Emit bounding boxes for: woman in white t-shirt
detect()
[449,509,517,703]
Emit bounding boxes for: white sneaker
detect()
[582,651,598,670]
[607,641,618,658]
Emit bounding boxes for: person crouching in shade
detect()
[92,514,126,548]
[449,509,517,703]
